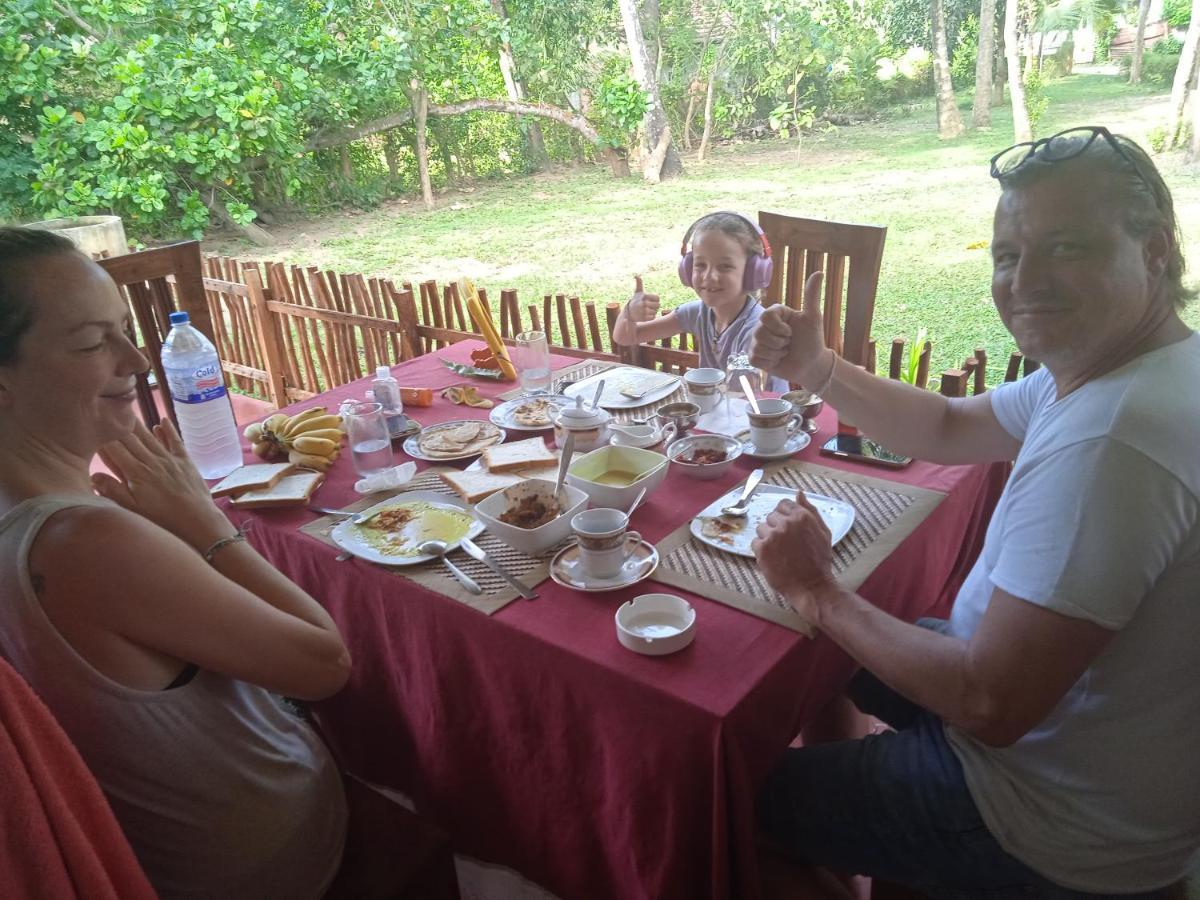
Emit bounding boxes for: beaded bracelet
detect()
[202,523,249,564]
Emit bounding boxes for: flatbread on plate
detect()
[512,398,555,427]
[417,420,502,457]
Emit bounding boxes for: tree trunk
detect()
[683,79,702,149]
[1168,0,1200,147]
[1130,0,1152,84]
[1036,29,1046,73]
[383,133,399,181]
[1190,84,1200,162]
[973,0,997,127]
[1005,0,1032,142]
[618,0,682,180]
[698,56,720,162]
[643,126,672,182]
[201,187,274,246]
[932,0,966,138]
[339,146,353,179]
[408,82,434,210]
[489,0,548,170]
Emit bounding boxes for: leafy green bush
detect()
[1153,36,1185,55]
[1121,52,1181,86]
[592,68,651,149]
[950,16,978,90]
[1165,0,1192,29]
[1023,68,1049,132]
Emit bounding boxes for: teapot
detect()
[553,395,611,452]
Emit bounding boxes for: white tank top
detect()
[0,494,346,899]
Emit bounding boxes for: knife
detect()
[460,538,538,600]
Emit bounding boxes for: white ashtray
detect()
[614,593,697,656]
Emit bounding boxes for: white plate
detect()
[689,484,855,558]
[562,366,680,410]
[402,419,504,462]
[329,491,485,566]
[489,395,572,432]
[733,429,812,460]
[549,540,659,592]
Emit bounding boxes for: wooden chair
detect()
[98,241,217,429]
[758,211,887,369]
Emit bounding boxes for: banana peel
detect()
[459,277,517,382]
[441,384,494,409]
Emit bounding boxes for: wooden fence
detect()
[201,253,1034,408]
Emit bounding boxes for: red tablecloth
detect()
[224,341,1006,900]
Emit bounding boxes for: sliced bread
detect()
[438,469,523,504]
[210,462,296,498]
[228,471,324,509]
[481,437,557,474]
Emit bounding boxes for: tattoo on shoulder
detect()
[30,572,46,597]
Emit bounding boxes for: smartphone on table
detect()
[819,432,912,470]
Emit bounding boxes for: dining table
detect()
[221,339,1009,900]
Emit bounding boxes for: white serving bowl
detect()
[666,434,743,480]
[615,593,697,656]
[475,479,589,555]
[566,445,669,509]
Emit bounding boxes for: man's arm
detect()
[804,581,1113,746]
[752,495,1115,747]
[749,272,1022,465]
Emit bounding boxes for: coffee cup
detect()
[571,508,642,580]
[684,367,724,413]
[747,398,803,453]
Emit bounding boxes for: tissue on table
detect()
[355,461,418,494]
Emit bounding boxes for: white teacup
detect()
[747,398,803,453]
[571,508,642,580]
[684,367,724,413]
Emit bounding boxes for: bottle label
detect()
[165,363,228,404]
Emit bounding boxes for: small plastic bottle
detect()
[160,311,243,480]
[371,366,404,416]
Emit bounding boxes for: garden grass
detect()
[207,72,1200,385]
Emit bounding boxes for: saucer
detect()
[733,429,812,460]
[549,540,660,592]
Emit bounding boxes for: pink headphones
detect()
[678,211,774,291]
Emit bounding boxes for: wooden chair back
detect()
[758,211,887,368]
[98,241,216,428]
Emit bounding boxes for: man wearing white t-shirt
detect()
[749,126,1199,897]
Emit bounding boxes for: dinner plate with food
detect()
[403,419,504,461]
[489,395,572,432]
[562,366,680,410]
[329,491,484,566]
[689,484,855,558]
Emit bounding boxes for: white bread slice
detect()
[228,471,324,509]
[481,437,556,474]
[210,462,296,498]
[438,469,523,504]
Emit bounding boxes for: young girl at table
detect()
[610,210,788,392]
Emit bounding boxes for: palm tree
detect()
[1005,0,1033,141]
[973,0,999,127]
[1130,0,1153,84]
[933,0,966,138]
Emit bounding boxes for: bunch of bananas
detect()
[243,407,345,472]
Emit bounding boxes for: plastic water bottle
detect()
[161,311,243,480]
[371,366,404,415]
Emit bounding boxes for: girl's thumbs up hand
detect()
[628,275,660,323]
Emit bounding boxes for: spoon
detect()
[418,540,482,595]
[721,468,765,517]
[590,378,606,410]
[740,375,761,415]
[625,486,648,518]
[555,431,576,498]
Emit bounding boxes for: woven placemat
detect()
[500,359,689,424]
[653,462,947,634]
[300,469,567,616]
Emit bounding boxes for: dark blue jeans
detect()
[756,621,1173,899]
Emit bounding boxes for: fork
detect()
[308,505,374,526]
[721,469,765,517]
